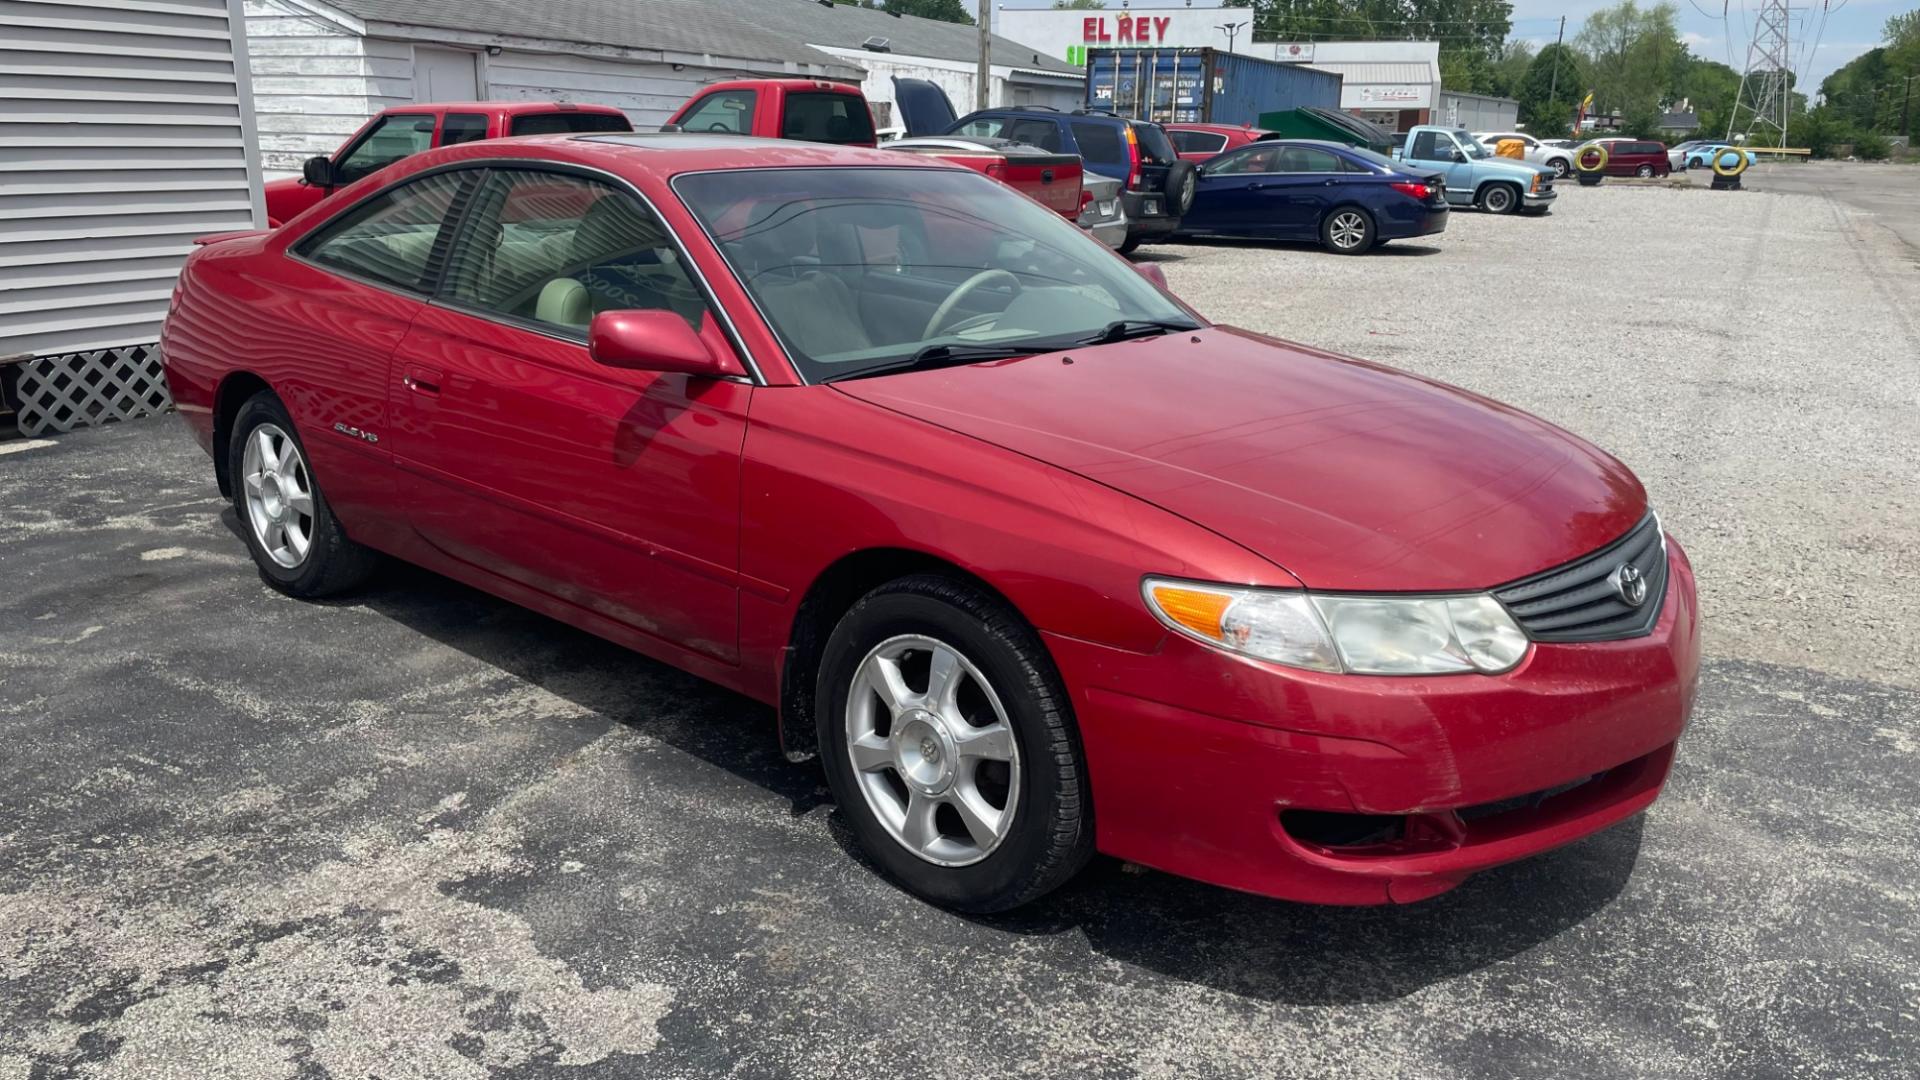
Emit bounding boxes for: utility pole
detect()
[1546,15,1565,125]
[977,0,990,111]
[1903,74,1917,140]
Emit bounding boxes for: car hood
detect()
[834,327,1646,592]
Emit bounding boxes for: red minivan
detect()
[1592,139,1672,178]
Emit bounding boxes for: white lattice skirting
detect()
[14,343,172,437]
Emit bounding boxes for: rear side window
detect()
[951,116,1011,139]
[1277,146,1343,173]
[441,113,488,146]
[781,92,875,144]
[680,90,757,135]
[1068,120,1126,167]
[1003,118,1063,151]
[301,170,471,292]
[1169,130,1227,154]
[510,111,633,136]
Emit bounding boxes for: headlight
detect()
[1142,579,1530,676]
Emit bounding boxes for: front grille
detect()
[1493,514,1668,642]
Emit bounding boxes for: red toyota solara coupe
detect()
[161,134,1700,912]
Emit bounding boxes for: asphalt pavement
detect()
[3,164,1917,1079]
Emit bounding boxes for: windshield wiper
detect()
[1076,319,1200,346]
[820,342,1052,383]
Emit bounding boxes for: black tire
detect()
[1162,160,1198,216]
[1117,234,1143,256]
[1479,183,1520,214]
[227,392,379,597]
[1320,205,1375,255]
[816,574,1093,912]
[1636,164,1655,178]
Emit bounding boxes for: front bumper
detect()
[1523,187,1558,207]
[1046,539,1700,905]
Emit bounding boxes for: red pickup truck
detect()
[266,101,632,226]
[665,79,1084,220]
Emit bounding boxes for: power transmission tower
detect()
[1728,0,1793,144]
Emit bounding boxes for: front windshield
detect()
[1455,132,1490,159]
[674,168,1198,382]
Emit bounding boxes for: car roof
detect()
[398,101,627,115]
[387,131,963,179]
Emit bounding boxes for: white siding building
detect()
[243,0,867,177]
[244,0,1086,177]
[1,0,264,434]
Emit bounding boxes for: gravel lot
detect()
[3,167,1917,1079]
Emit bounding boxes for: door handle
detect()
[1245,182,1267,190]
[1323,179,1341,186]
[402,367,443,396]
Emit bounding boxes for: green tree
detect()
[1517,43,1586,136]
[1251,1,1514,95]
[1676,57,1740,140]
[869,0,974,24]
[1574,1,1683,119]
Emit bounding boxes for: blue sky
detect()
[993,0,1908,91]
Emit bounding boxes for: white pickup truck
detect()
[1472,131,1577,179]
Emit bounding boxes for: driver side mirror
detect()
[302,155,338,189]
[588,310,744,379]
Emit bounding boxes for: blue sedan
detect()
[1173,139,1449,255]
[1685,144,1758,170]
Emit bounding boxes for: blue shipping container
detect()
[1084,48,1342,126]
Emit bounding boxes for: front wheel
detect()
[1550,158,1571,179]
[228,392,378,597]
[1480,183,1520,214]
[817,575,1093,912]
[1321,207,1375,254]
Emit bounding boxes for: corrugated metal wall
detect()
[0,0,264,359]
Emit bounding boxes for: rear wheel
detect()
[817,575,1092,912]
[1320,207,1375,254]
[228,392,378,597]
[1636,164,1655,178]
[1117,234,1142,256]
[1479,183,1520,214]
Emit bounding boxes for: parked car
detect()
[1394,125,1557,214]
[666,78,879,147]
[883,136,1084,221]
[1076,173,1129,250]
[947,107,1196,253]
[1165,122,1278,162]
[1580,138,1672,178]
[1177,139,1447,254]
[1472,130,1577,179]
[161,133,1699,914]
[265,102,632,226]
[1677,142,1757,170]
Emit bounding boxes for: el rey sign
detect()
[1080,14,1174,44]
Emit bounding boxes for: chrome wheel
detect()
[1552,158,1571,179]
[1329,211,1368,250]
[1484,186,1514,212]
[241,422,313,569]
[844,634,1021,867]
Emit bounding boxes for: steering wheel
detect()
[922,269,1021,340]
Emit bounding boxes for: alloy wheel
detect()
[844,634,1021,867]
[241,422,314,569]
[1329,211,1368,250]
[1637,164,1654,178]
[1485,187,1513,212]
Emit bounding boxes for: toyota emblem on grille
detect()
[1610,563,1648,607]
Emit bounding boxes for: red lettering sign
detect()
[1083,16,1108,42]
[1154,17,1171,40]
